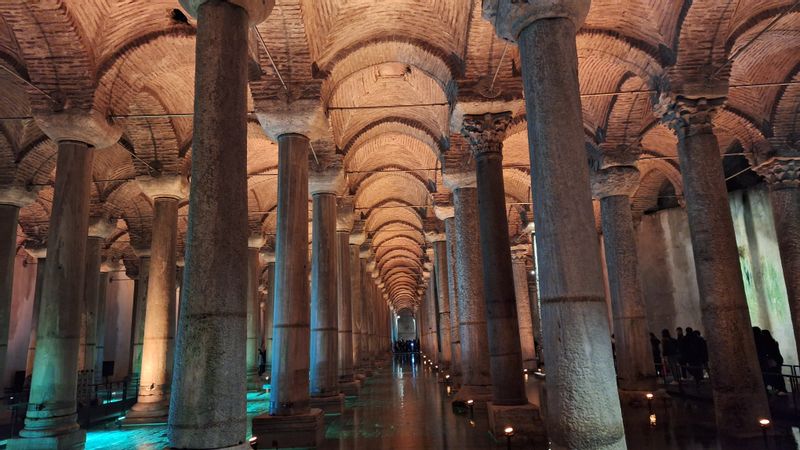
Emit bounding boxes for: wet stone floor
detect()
[81,355,800,449]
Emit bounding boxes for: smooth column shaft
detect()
[80,237,102,372]
[134,197,178,418]
[453,187,491,389]
[26,258,46,376]
[168,1,250,447]
[519,18,624,448]
[337,232,354,381]
[94,272,109,382]
[130,256,150,380]
[600,195,654,391]
[20,141,93,439]
[270,133,311,415]
[432,241,452,369]
[246,247,260,388]
[444,219,461,378]
[310,192,339,397]
[676,109,770,436]
[771,186,800,360]
[349,247,363,370]
[263,262,275,369]
[0,204,19,389]
[511,257,536,370]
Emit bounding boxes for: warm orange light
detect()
[466,399,474,406]
[649,414,657,426]
[645,393,654,400]
[504,426,514,436]
[759,418,771,428]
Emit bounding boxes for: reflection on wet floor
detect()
[85,354,800,449]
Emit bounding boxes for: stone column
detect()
[129,249,150,382]
[10,111,120,450]
[661,96,770,436]
[485,2,625,446]
[80,217,116,374]
[309,168,345,412]
[427,235,452,370]
[259,251,276,373]
[24,247,46,377]
[0,186,37,388]
[127,177,185,423]
[359,253,373,374]
[447,174,493,405]
[349,236,365,376]
[94,260,117,382]
[510,247,536,371]
[526,258,543,367]
[592,165,656,396]
[246,234,265,390]
[253,128,324,447]
[755,157,800,361]
[337,199,359,395]
[169,2,268,448]
[436,205,462,382]
[461,113,542,441]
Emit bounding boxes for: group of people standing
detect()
[753,327,788,395]
[651,327,709,385]
[393,338,419,353]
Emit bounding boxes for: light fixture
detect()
[759,418,771,443]
[649,414,656,427]
[645,393,654,400]
[759,418,771,428]
[466,399,474,406]
[504,426,514,436]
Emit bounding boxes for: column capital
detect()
[510,245,528,261]
[309,167,345,196]
[753,157,800,189]
[336,196,355,232]
[442,171,477,190]
[179,0,274,25]
[461,112,513,158]
[425,231,446,243]
[255,100,327,141]
[259,250,275,265]
[132,247,151,259]
[136,175,189,202]
[0,185,39,208]
[101,257,122,273]
[359,247,373,259]
[88,216,118,240]
[655,95,725,139]
[24,245,47,259]
[483,0,590,42]
[349,232,366,246]
[433,205,454,221]
[248,233,266,249]
[366,260,376,272]
[35,110,121,149]
[591,166,640,199]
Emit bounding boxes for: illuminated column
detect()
[309,167,345,413]
[485,1,625,446]
[592,164,656,396]
[94,259,118,382]
[24,246,47,377]
[337,198,360,395]
[510,246,536,371]
[10,111,120,450]
[127,175,186,424]
[246,234,265,390]
[754,157,800,364]
[0,187,37,387]
[360,251,374,373]
[129,248,150,381]
[349,233,365,377]
[661,96,770,436]
[80,217,117,375]
[426,234,452,370]
[259,251,276,373]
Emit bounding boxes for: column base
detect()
[252,408,324,449]
[487,402,547,445]
[122,401,169,425]
[309,393,344,415]
[452,385,493,412]
[338,379,361,397]
[354,372,367,381]
[7,428,86,450]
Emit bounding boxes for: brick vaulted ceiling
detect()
[0,0,798,310]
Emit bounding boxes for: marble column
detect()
[128,177,185,423]
[170,1,266,447]
[0,187,37,388]
[309,168,345,412]
[510,247,536,371]
[485,2,625,446]
[447,174,493,405]
[246,235,265,390]
[337,199,359,394]
[592,165,656,396]
[662,96,770,436]
[24,247,47,377]
[10,110,120,449]
[80,217,116,374]
[755,157,800,362]
[526,257,543,367]
[359,253,373,373]
[129,249,150,382]
[94,261,115,382]
[437,206,462,381]
[259,252,276,373]
[348,238,364,375]
[427,236,452,370]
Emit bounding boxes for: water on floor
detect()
[83,354,800,449]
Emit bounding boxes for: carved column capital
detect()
[656,95,725,139]
[336,196,355,232]
[180,0,274,25]
[510,244,528,261]
[0,185,40,208]
[136,175,189,202]
[461,112,512,158]
[483,0,590,42]
[591,166,640,199]
[754,157,800,189]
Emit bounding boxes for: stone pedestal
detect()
[308,393,344,415]
[338,379,361,397]
[252,409,324,449]
[7,429,86,450]
[452,384,493,411]
[487,402,546,445]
